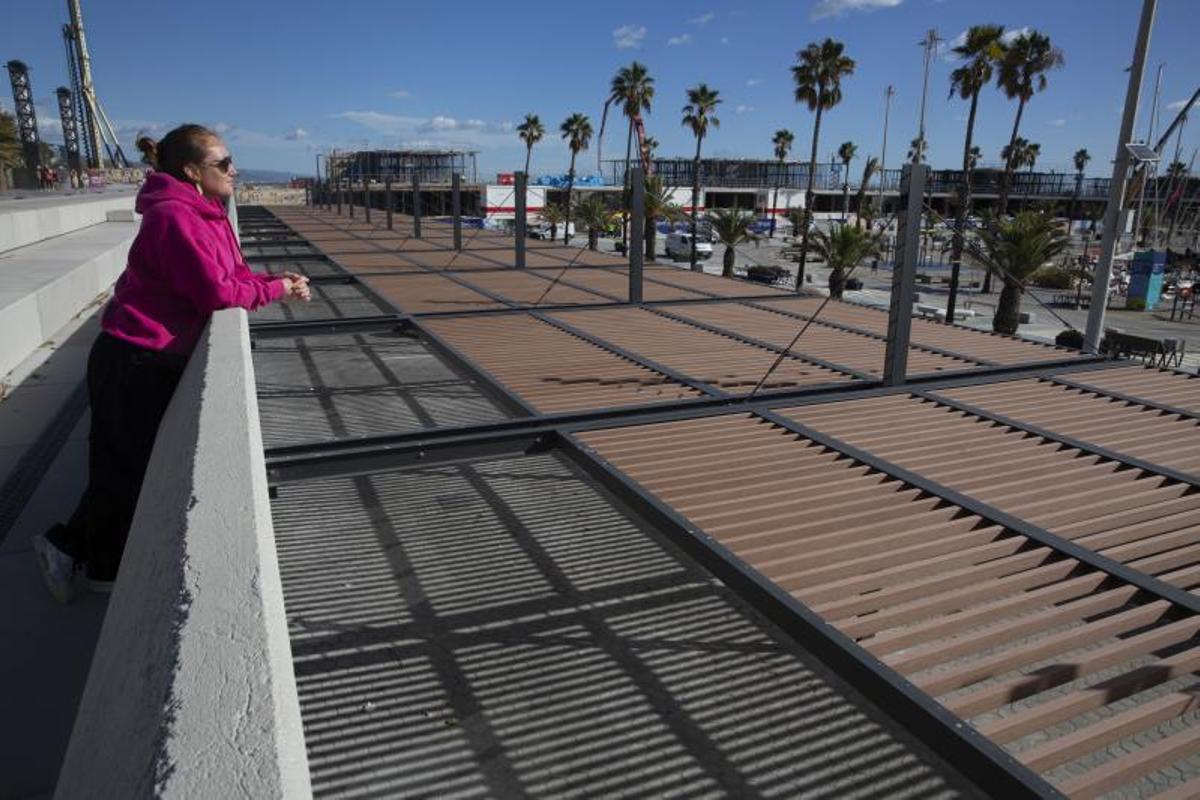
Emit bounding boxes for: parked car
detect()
[665,232,713,261]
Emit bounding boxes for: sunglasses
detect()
[205,156,234,174]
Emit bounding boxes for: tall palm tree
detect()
[853,156,880,230]
[539,202,565,241]
[560,113,592,244]
[604,62,655,250]
[642,136,659,161]
[978,211,1068,334]
[946,24,1006,324]
[967,145,982,170]
[996,30,1064,216]
[769,129,794,238]
[682,83,722,271]
[837,140,857,221]
[0,111,21,191]
[811,224,882,299]
[708,207,759,278]
[516,114,544,177]
[791,38,856,291]
[906,136,927,163]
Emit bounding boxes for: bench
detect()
[1103,328,1186,368]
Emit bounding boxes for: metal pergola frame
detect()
[246,204,1200,799]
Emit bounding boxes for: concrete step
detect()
[0,191,137,254]
[0,220,137,378]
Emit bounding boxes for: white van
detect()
[665,232,713,261]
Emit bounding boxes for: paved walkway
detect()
[0,307,107,800]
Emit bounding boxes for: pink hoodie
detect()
[102,172,286,354]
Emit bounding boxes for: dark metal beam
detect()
[1044,372,1200,422]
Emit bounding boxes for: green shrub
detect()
[1055,329,1085,350]
[1030,266,1073,289]
[1126,297,1146,311]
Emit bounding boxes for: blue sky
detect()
[3,0,1198,180]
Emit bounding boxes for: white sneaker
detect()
[32,532,81,605]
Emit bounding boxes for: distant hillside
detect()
[237,168,301,184]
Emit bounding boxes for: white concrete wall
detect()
[0,194,136,254]
[55,309,311,800]
[484,184,545,219]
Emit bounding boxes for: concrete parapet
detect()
[55,309,311,799]
[0,194,137,255]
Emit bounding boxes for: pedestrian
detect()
[32,123,311,603]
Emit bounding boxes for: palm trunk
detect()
[690,133,703,272]
[563,152,577,245]
[842,160,850,222]
[997,96,1026,217]
[796,104,824,292]
[828,266,845,299]
[1070,170,1083,234]
[946,89,980,324]
[993,279,1022,335]
[588,230,598,250]
[621,119,633,251]
[770,159,783,238]
[646,219,656,260]
[524,145,532,178]
[722,244,735,277]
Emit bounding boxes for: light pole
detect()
[914,29,941,165]
[878,85,895,217]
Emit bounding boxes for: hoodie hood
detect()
[135,171,227,219]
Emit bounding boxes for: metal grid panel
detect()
[250,281,389,323]
[421,315,702,413]
[935,380,1200,475]
[253,330,508,448]
[754,297,1080,365]
[580,415,1200,798]
[546,307,855,392]
[666,302,979,378]
[271,452,973,799]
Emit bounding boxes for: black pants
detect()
[49,332,186,581]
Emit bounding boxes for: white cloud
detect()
[690,11,715,24]
[720,36,729,45]
[613,24,646,49]
[746,78,761,87]
[389,90,412,99]
[1167,99,1191,112]
[811,0,903,21]
[284,127,309,140]
[667,33,693,46]
[1049,118,1066,127]
[332,110,515,148]
[736,105,755,114]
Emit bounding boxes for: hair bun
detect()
[135,134,158,167]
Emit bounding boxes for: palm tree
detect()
[1075,148,1094,224]
[906,136,927,163]
[837,140,857,221]
[516,114,544,177]
[0,111,22,191]
[811,224,882,299]
[769,129,794,238]
[573,194,616,250]
[682,83,722,271]
[792,38,856,291]
[642,136,659,161]
[978,211,1068,334]
[708,207,759,278]
[946,24,1005,325]
[996,30,1064,215]
[1021,141,1041,207]
[643,174,684,260]
[853,156,880,230]
[605,62,655,249]
[559,113,592,245]
[539,202,565,241]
